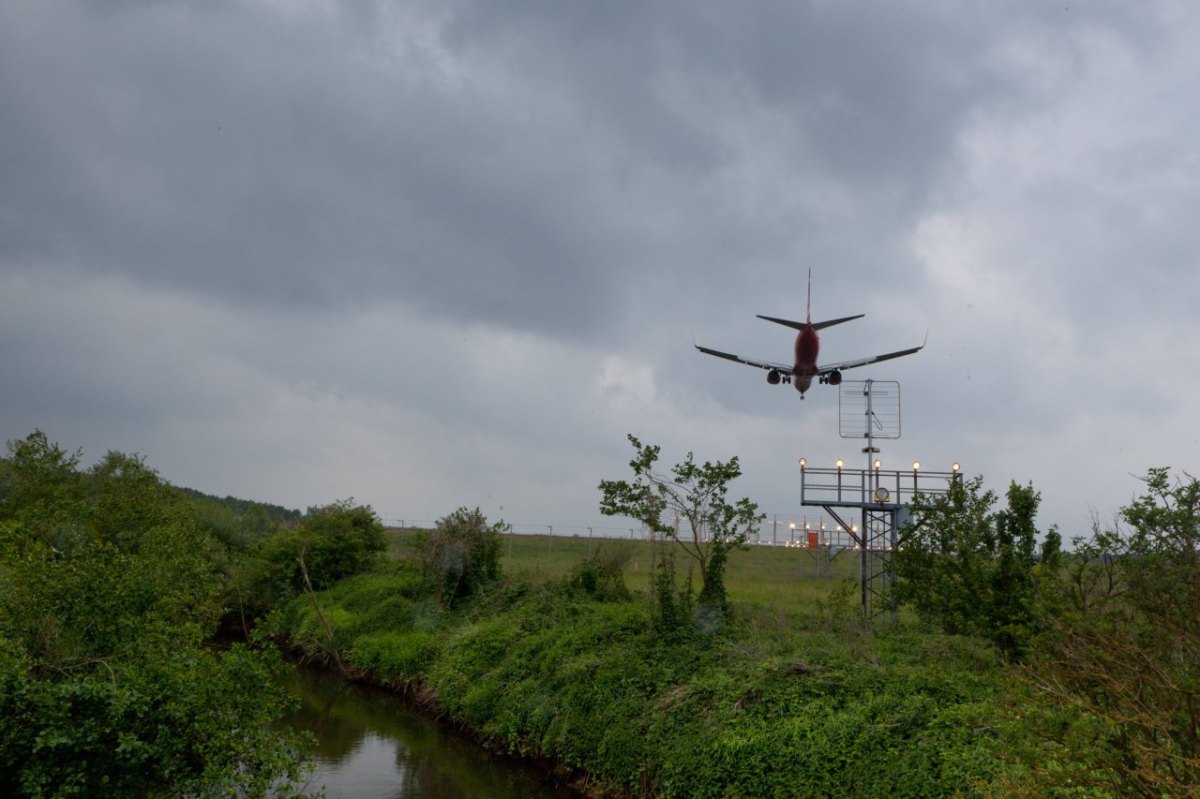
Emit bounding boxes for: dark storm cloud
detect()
[1,1,643,336]
[4,0,1160,344]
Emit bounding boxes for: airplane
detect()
[694,270,925,398]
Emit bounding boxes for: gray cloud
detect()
[1,0,1197,536]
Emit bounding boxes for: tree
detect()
[0,430,83,535]
[1012,468,1200,798]
[86,450,194,555]
[989,482,1043,656]
[896,476,1053,658]
[598,434,763,619]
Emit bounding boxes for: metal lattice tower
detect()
[798,380,960,621]
[860,505,899,619]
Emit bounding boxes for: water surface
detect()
[280,667,574,799]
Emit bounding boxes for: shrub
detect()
[243,499,386,609]
[412,507,505,607]
[349,631,438,685]
[896,478,1054,658]
[292,500,387,590]
[650,549,693,634]
[566,543,633,602]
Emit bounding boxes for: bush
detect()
[566,543,633,602]
[292,500,387,590]
[349,631,439,685]
[0,643,310,798]
[412,507,505,607]
[242,499,386,610]
[896,477,1055,659]
[650,549,693,635]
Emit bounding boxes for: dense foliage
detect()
[1000,468,1200,798]
[896,468,1200,797]
[896,476,1061,658]
[0,431,310,797]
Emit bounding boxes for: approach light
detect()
[951,462,960,473]
[798,457,807,468]
[873,459,881,470]
[835,458,844,470]
[789,522,796,530]
[912,461,921,471]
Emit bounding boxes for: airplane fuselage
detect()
[792,326,820,393]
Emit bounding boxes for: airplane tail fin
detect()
[806,268,812,323]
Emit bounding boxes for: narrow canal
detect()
[280,667,577,799]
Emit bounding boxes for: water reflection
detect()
[280,667,571,799]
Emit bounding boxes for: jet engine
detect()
[825,370,842,386]
[767,369,782,385]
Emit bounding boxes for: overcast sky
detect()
[3,0,1197,540]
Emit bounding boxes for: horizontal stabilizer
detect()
[757,313,864,332]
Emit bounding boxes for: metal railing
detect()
[799,464,961,510]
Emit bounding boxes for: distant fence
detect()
[384,513,859,550]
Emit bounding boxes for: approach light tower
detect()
[799,379,960,621]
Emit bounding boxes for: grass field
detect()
[386,529,859,615]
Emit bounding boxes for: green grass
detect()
[386,529,858,612]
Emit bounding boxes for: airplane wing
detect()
[816,340,925,376]
[694,344,792,374]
